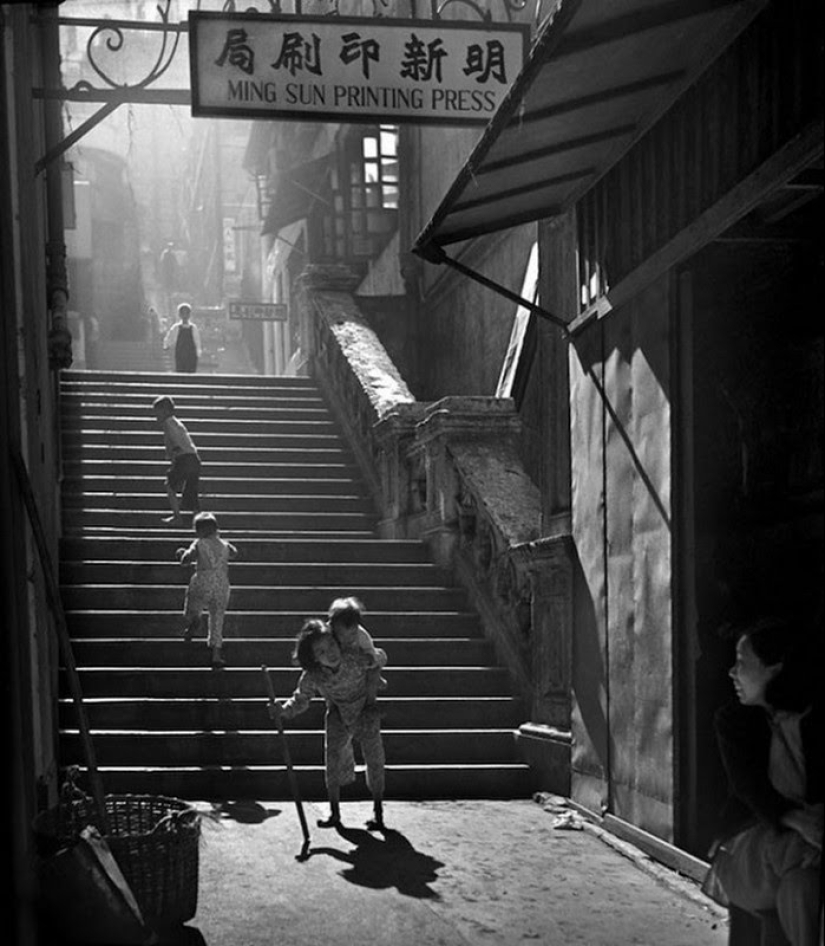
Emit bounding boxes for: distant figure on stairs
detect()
[176,512,238,670]
[152,394,201,525]
[84,313,100,369]
[163,302,201,373]
[272,619,388,832]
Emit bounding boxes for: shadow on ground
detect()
[309,826,445,899]
[209,800,283,824]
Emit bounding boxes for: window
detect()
[321,125,399,262]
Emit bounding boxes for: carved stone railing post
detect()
[404,397,543,701]
[410,396,529,564]
[511,528,574,792]
[372,403,425,538]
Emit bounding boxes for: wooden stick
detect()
[9,447,109,833]
[261,665,310,853]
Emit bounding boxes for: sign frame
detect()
[189,12,529,127]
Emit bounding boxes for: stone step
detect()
[60,370,319,390]
[62,509,378,533]
[60,537,430,564]
[52,763,535,801]
[62,430,348,450]
[60,561,452,586]
[63,527,380,540]
[60,696,524,730]
[64,666,512,698]
[59,729,520,766]
[69,638,495,665]
[62,493,374,513]
[63,455,366,484]
[62,398,330,419]
[61,477,367,496]
[62,445,353,464]
[59,585,469,611]
[62,460,362,479]
[64,611,481,638]
[62,416,341,435]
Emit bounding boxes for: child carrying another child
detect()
[272,619,387,830]
[176,512,238,669]
[152,394,201,526]
[327,596,388,703]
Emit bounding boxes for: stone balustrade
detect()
[298,264,572,791]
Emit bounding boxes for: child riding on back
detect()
[327,596,387,703]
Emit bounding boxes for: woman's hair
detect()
[292,619,329,671]
[193,512,218,537]
[328,596,364,628]
[734,616,816,711]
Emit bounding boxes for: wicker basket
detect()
[34,794,200,928]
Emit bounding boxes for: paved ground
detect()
[172,797,728,946]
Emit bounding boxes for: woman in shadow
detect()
[704,616,822,945]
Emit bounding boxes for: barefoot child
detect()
[176,512,238,669]
[327,596,388,703]
[152,394,201,525]
[272,619,387,830]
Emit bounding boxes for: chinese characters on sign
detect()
[228,301,288,321]
[222,217,236,274]
[190,13,529,125]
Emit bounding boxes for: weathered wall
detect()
[399,120,537,400]
[569,275,676,840]
[419,227,537,399]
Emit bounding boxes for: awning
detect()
[262,154,334,237]
[413,0,767,259]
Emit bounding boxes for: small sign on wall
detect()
[189,12,528,126]
[223,217,237,274]
[228,301,288,321]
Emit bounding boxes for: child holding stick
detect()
[271,619,387,830]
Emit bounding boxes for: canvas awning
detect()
[413,0,767,260]
[262,154,334,237]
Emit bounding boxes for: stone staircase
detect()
[58,370,535,801]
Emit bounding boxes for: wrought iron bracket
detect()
[32,0,537,173]
[417,243,569,333]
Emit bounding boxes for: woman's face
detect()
[312,634,341,670]
[729,635,782,707]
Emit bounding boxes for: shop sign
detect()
[228,301,288,321]
[223,217,237,274]
[189,12,528,126]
